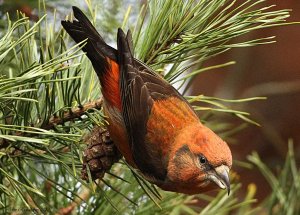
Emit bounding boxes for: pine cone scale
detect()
[81,127,121,181]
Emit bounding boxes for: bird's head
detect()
[165,123,232,195]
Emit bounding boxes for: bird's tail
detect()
[61,6,117,78]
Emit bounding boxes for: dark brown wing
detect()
[62,7,151,80]
[117,29,191,180]
[61,6,117,77]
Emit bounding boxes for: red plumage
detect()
[62,6,232,195]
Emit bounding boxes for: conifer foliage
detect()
[0,1,298,214]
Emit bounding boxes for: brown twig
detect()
[146,34,183,65]
[56,187,91,215]
[41,98,103,130]
[0,98,104,150]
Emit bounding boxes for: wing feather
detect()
[117,28,196,180]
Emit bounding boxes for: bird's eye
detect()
[199,156,206,164]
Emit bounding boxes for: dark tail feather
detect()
[61,6,117,77]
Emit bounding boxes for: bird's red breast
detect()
[146,97,199,156]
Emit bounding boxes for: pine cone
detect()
[81,127,121,181]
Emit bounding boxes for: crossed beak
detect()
[207,165,231,195]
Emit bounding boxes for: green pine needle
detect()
[0,0,298,214]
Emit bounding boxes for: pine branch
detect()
[248,140,300,215]
[146,34,183,65]
[0,0,298,214]
[41,98,103,130]
[0,98,103,152]
[56,187,90,215]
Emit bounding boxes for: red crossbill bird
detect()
[62,6,232,195]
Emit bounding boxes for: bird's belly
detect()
[103,103,135,167]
